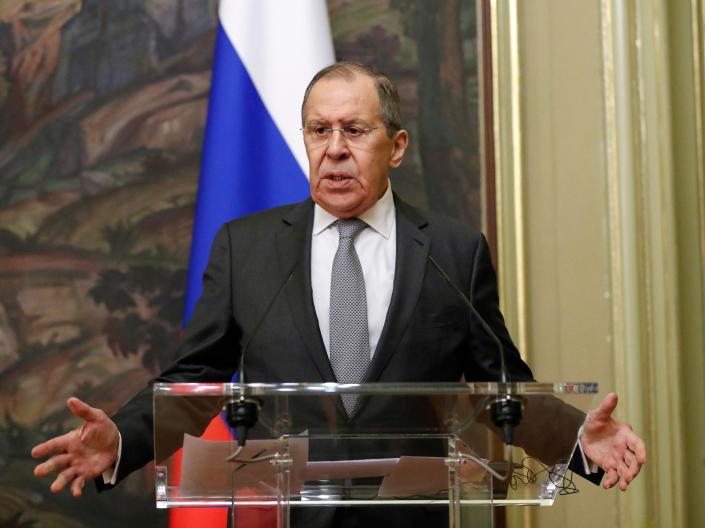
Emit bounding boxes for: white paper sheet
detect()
[179,434,309,498]
[378,456,487,497]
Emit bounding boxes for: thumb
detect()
[67,397,102,423]
[592,392,618,422]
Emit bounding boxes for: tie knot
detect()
[336,218,367,239]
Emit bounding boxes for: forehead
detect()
[303,73,380,122]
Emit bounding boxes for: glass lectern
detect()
[153,381,597,527]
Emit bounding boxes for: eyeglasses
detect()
[301,125,380,147]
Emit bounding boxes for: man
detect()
[32,63,645,518]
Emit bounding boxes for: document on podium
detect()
[179,434,309,497]
[378,456,485,497]
[179,434,486,499]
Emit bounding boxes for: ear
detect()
[388,129,409,168]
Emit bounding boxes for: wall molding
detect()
[601,0,687,525]
[489,0,528,361]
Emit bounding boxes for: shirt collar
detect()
[312,180,395,239]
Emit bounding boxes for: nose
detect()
[325,129,349,159]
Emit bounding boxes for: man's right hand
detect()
[31,397,120,497]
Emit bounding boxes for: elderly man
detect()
[32,63,645,524]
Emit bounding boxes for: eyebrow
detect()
[305,118,373,127]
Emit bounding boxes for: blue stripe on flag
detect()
[183,24,310,325]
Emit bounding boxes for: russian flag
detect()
[184,0,335,323]
[172,1,334,526]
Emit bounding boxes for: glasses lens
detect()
[303,126,377,147]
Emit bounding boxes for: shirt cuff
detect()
[577,425,599,474]
[101,432,122,485]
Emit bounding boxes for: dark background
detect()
[0,0,481,525]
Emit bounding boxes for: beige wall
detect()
[490,0,705,527]
[518,1,617,525]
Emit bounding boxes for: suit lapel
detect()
[364,195,430,382]
[276,199,337,382]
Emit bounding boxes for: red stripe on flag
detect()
[169,505,227,528]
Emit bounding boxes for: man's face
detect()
[303,74,408,218]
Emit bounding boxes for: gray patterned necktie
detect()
[329,218,370,415]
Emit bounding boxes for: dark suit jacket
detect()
[105,195,596,525]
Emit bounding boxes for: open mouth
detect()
[323,172,355,184]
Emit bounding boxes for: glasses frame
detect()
[301,124,381,147]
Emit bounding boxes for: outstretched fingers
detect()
[603,468,619,489]
[31,430,73,460]
[623,449,637,471]
[617,461,636,491]
[33,453,73,478]
[71,476,86,498]
[600,429,646,491]
[31,398,120,498]
[591,392,619,424]
[628,435,647,465]
[621,438,644,478]
[583,393,646,492]
[50,466,79,493]
[67,397,103,423]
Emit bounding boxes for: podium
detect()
[153,381,597,527]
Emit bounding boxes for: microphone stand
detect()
[225,263,298,446]
[427,254,523,446]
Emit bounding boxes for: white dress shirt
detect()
[311,182,396,359]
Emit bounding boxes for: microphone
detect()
[426,254,522,445]
[226,261,298,446]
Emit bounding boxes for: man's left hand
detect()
[580,392,646,491]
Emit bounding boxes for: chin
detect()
[323,201,366,218]
[315,193,363,216]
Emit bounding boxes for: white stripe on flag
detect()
[219,0,336,175]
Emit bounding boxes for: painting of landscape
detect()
[0,0,481,525]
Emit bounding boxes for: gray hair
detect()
[301,62,402,138]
